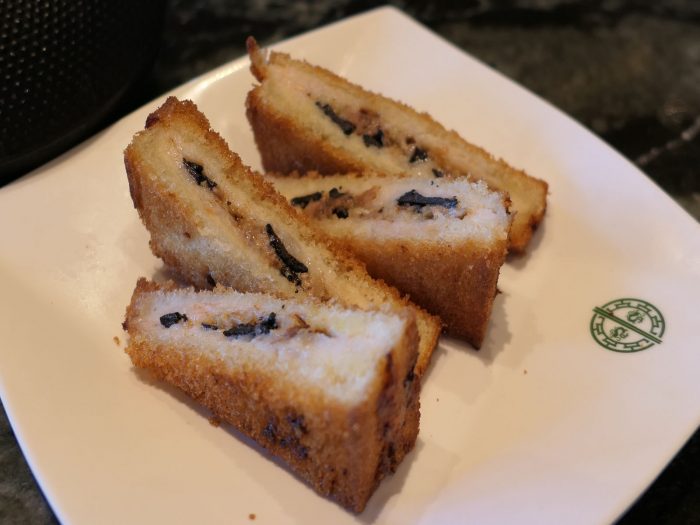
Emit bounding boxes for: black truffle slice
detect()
[333,207,349,219]
[265,224,308,286]
[223,312,278,338]
[363,129,384,148]
[397,190,458,210]
[291,191,323,209]
[409,147,429,163]
[183,159,217,190]
[160,312,188,328]
[315,102,356,135]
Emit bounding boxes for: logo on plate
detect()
[590,298,665,352]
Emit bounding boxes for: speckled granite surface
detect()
[1,1,698,523]
[0,409,58,525]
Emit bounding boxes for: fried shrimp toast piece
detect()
[245,37,547,252]
[270,171,511,346]
[124,279,418,512]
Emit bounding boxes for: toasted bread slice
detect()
[245,37,547,252]
[124,97,440,474]
[269,171,511,346]
[124,279,419,512]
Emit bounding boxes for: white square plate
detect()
[1,7,698,524]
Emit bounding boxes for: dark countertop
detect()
[1,1,698,523]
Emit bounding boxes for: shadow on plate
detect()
[131,366,423,518]
[506,214,547,271]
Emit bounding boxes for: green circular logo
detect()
[590,298,665,352]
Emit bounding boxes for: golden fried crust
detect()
[349,238,506,347]
[246,36,268,81]
[245,41,547,253]
[123,279,420,512]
